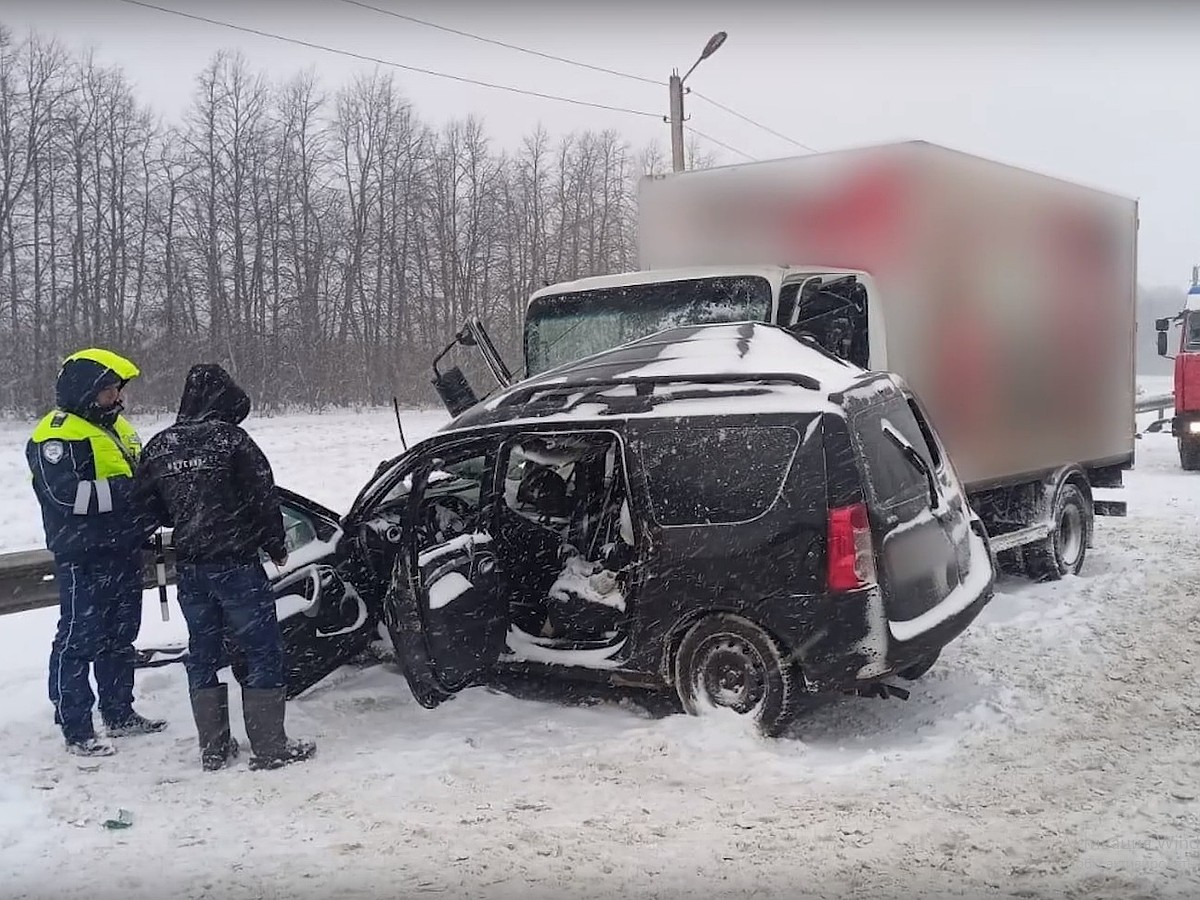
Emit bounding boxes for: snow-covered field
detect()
[2,396,1198,899]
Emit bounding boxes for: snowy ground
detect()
[1,397,1198,899]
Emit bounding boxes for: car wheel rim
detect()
[1058,503,1084,570]
[694,636,767,714]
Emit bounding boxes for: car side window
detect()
[280,505,319,553]
[854,399,940,509]
[638,425,801,526]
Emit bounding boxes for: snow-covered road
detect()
[1,401,1197,899]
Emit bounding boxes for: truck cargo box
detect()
[636,141,1137,489]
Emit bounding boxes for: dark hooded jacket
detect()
[136,364,286,565]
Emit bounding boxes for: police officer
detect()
[27,348,167,757]
[136,363,315,771]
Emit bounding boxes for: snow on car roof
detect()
[603,321,865,388]
[445,322,880,432]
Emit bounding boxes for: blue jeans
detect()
[49,555,143,743]
[176,562,285,694]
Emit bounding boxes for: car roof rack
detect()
[496,371,823,409]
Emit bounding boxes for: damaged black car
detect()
[194,322,996,736]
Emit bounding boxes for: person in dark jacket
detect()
[136,364,315,771]
[27,348,167,756]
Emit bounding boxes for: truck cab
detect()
[1155,279,1200,469]
[523,265,880,376]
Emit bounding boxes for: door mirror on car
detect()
[1157,331,1170,358]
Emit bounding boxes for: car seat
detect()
[516,464,570,522]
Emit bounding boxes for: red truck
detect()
[1154,270,1200,468]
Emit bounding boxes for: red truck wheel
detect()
[1180,438,1200,471]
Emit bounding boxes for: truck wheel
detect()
[1026,482,1091,581]
[1180,439,1200,471]
[674,614,800,737]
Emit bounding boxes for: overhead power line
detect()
[684,126,756,162]
[340,0,662,87]
[115,0,663,120]
[691,89,819,153]
[341,1,821,155]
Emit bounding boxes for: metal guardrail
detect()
[0,546,176,618]
[1135,391,1175,415]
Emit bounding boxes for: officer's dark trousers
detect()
[49,555,143,743]
[176,562,285,695]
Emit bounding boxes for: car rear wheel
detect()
[674,614,799,737]
[1026,482,1090,581]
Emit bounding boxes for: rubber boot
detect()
[190,684,239,772]
[241,687,315,771]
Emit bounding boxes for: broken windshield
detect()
[524,275,774,375]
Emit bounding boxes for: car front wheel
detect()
[673,614,800,737]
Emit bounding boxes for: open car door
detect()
[139,488,381,698]
[237,488,379,699]
[383,446,508,708]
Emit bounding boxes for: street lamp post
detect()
[669,31,727,173]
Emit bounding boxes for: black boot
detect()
[241,687,315,771]
[190,684,239,772]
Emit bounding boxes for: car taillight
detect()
[827,502,878,591]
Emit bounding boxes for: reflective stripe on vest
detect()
[30,410,142,482]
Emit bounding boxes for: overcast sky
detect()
[5,0,1200,288]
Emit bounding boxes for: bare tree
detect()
[0,29,727,414]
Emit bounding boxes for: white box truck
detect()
[469,142,1138,579]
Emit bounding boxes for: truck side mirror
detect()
[1157,331,1170,358]
[432,366,479,417]
[1155,317,1171,332]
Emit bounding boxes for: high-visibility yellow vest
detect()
[31,409,142,481]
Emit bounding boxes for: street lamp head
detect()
[681,30,727,84]
[700,31,727,61]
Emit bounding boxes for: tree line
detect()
[0,26,716,415]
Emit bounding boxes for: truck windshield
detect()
[1185,311,1200,352]
[524,275,773,375]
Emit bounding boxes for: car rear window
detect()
[638,425,802,526]
[852,398,940,509]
